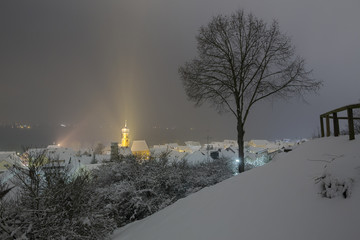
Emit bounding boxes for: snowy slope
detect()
[112,136,360,240]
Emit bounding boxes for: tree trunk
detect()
[237,119,245,173]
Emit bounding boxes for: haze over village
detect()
[1,0,360,239]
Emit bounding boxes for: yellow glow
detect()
[121,121,130,147]
[132,150,150,160]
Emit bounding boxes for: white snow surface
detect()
[112,136,360,240]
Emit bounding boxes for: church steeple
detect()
[121,121,130,148]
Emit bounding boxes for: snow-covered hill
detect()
[112,136,360,240]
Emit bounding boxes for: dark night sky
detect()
[1,0,359,147]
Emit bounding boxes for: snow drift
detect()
[112,136,360,240]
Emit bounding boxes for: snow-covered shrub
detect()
[0,181,17,239]
[2,152,115,239]
[91,154,234,228]
[316,174,353,199]
[93,181,171,227]
[186,158,234,192]
[245,154,271,171]
[1,151,234,238]
[0,200,26,240]
[92,156,188,227]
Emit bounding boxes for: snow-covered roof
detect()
[248,139,271,147]
[223,139,238,146]
[0,151,17,160]
[246,146,267,154]
[150,147,188,162]
[185,150,208,164]
[0,152,23,173]
[220,147,238,160]
[131,140,149,152]
[175,146,192,152]
[47,144,61,149]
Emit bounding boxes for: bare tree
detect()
[179,10,321,172]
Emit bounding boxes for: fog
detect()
[1,0,359,149]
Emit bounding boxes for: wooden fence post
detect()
[326,115,331,137]
[347,108,355,140]
[333,112,340,137]
[320,104,360,140]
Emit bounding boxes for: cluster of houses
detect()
[1,123,307,178]
[0,138,306,173]
[151,139,305,165]
[0,138,307,199]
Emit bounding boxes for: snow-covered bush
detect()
[186,158,234,192]
[0,181,17,239]
[316,174,353,199]
[93,181,170,227]
[2,152,115,239]
[91,154,234,227]
[1,151,234,238]
[91,156,190,227]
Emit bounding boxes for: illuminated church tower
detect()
[121,121,130,148]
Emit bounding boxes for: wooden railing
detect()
[320,103,360,140]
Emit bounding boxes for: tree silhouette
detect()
[179,10,321,172]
